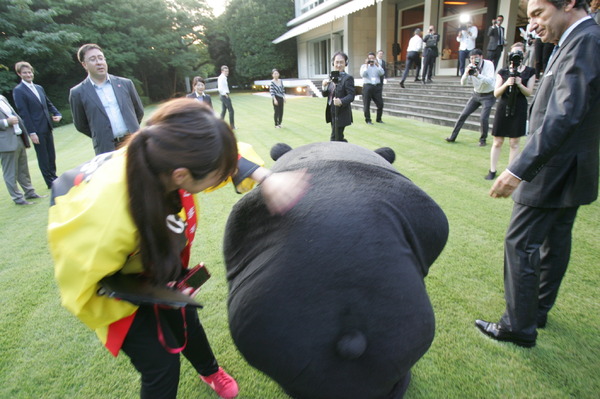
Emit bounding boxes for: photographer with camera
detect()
[484,42,536,180]
[457,19,478,75]
[445,49,496,146]
[322,52,355,142]
[422,25,440,84]
[360,52,385,124]
[486,15,506,70]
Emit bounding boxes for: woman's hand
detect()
[273,98,279,106]
[260,169,311,215]
[506,76,515,86]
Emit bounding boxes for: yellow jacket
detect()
[48,144,262,355]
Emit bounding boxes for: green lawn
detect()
[1,93,598,398]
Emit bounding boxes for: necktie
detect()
[498,27,504,46]
[28,84,41,102]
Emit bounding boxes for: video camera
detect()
[508,50,524,77]
[330,70,340,84]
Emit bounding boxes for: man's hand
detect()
[490,170,521,198]
[7,116,19,125]
[333,98,342,106]
[30,133,40,145]
[52,115,62,122]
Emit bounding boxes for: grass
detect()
[0,92,598,398]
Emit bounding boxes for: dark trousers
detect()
[422,53,436,81]
[499,204,579,337]
[220,95,235,127]
[272,96,284,126]
[449,92,495,142]
[121,306,219,399]
[534,39,555,78]
[458,49,472,75]
[401,51,421,82]
[362,84,383,122]
[487,47,502,70]
[33,131,57,188]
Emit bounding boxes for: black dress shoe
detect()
[414,78,421,82]
[15,199,34,205]
[484,170,497,180]
[400,81,405,88]
[376,120,384,123]
[479,140,487,147]
[25,193,48,199]
[475,319,536,348]
[366,121,373,125]
[445,137,456,143]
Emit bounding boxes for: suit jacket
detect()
[423,33,440,57]
[13,82,61,136]
[186,92,213,109]
[486,25,504,51]
[0,95,29,152]
[510,18,600,208]
[322,73,355,128]
[69,74,144,154]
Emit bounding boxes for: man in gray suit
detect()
[69,43,144,155]
[476,0,600,348]
[0,95,45,205]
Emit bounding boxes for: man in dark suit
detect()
[0,95,45,205]
[376,50,386,84]
[13,62,62,189]
[69,43,144,155]
[486,15,506,70]
[186,76,213,108]
[322,52,355,142]
[476,0,600,348]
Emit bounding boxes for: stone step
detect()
[352,76,534,132]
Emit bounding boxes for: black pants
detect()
[272,95,284,126]
[500,204,579,337]
[449,92,496,142]
[220,95,235,127]
[362,84,383,122]
[33,131,57,188]
[458,49,471,76]
[121,306,219,399]
[401,51,421,82]
[422,53,436,81]
[487,47,502,70]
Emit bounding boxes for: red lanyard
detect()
[179,189,197,268]
[154,190,197,354]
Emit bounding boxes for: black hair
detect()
[126,99,238,283]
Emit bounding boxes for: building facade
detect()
[274,0,526,79]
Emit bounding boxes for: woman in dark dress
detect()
[485,42,536,180]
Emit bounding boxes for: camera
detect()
[368,60,374,64]
[330,70,340,83]
[468,58,480,76]
[508,50,524,70]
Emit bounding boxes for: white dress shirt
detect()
[457,26,478,50]
[218,74,229,96]
[461,59,496,93]
[407,35,424,52]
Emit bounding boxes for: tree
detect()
[223,0,297,83]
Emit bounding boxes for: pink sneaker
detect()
[200,367,239,399]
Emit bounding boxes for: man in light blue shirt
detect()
[359,52,385,124]
[70,44,144,155]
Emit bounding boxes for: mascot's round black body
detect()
[223,142,449,399]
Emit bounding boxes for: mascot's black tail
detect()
[336,330,367,359]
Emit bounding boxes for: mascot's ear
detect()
[374,147,396,164]
[270,143,293,161]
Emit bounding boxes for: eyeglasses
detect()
[85,55,106,63]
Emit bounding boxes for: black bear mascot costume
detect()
[224,142,449,399]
